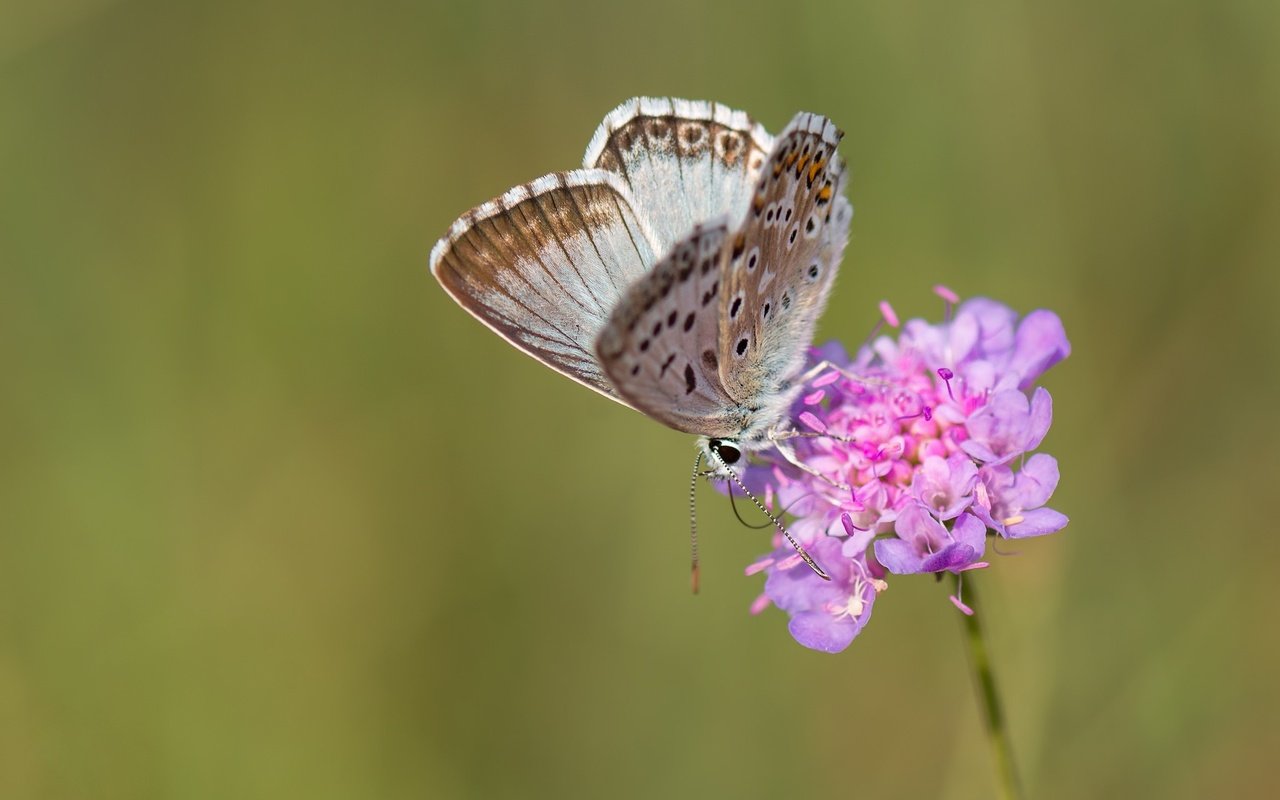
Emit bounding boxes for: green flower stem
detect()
[954,572,1021,800]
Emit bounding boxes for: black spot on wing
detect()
[700,280,718,307]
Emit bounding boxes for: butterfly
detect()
[430,97,853,581]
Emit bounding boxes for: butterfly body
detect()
[430,98,852,465]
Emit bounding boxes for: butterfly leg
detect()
[767,432,853,492]
[764,356,896,489]
[794,358,891,389]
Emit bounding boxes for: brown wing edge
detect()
[429,168,662,407]
[581,96,775,169]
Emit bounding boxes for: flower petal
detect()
[921,543,977,573]
[970,501,1001,535]
[962,359,999,396]
[1010,310,1071,389]
[764,538,851,610]
[963,390,1032,464]
[873,538,926,574]
[1025,387,1053,452]
[1015,454,1060,509]
[952,512,987,558]
[959,298,1018,356]
[896,502,948,546]
[788,612,861,653]
[1005,507,1069,538]
[946,311,980,364]
[960,437,1000,464]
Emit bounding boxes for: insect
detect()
[430,97,853,585]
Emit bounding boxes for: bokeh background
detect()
[2,1,1277,797]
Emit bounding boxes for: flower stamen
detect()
[937,367,956,401]
[799,411,827,433]
[896,404,934,423]
[749,594,771,615]
[841,512,868,534]
[934,284,959,322]
[812,370,841,388]
[879,300,900,328]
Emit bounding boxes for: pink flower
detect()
[741,295,1070,652]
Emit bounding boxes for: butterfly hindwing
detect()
[718,112,853,407]
[430,169,660,403]
[596,219,745,437]
[583,97,774,254]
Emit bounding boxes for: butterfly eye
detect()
[710,440,742,465]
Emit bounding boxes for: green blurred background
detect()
[2,1,1277,797]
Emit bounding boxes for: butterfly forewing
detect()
[431,101,853,445]
[596,219,745,437]
[717,112,853,406]
[583,97,775,253]
[430,169,660,402]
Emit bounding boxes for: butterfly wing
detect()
[583,97,774,253]
[595,219,746,437]
[718,112,854,407]
[430,169,660,403]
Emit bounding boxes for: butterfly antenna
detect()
[689,452,703,594]
[708,446,830,582]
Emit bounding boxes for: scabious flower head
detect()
[738,292,1070,653]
